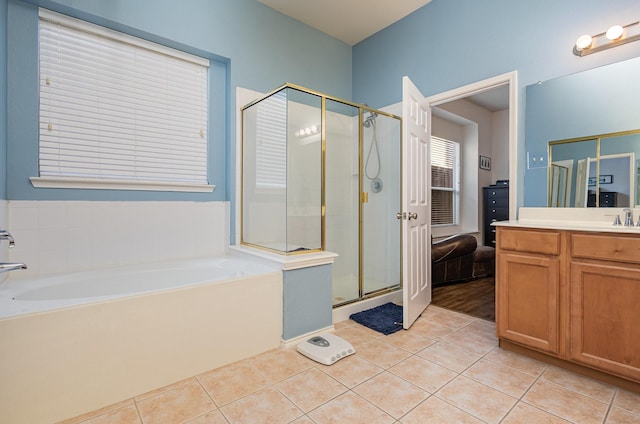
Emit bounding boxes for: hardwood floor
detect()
[431,277,495,322]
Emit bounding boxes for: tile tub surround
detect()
[6,200,229,280]
[58,306,640,424]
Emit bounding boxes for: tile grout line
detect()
[495,360,550,423]
[192,375,229,423]
[601,388,617,424]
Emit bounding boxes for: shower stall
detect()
[241,84,402,306]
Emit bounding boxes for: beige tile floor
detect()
[60,305,640,424]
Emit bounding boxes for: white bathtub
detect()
[0,254,283,424]
[0,255,278,318]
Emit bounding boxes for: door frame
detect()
[425,71,519,221]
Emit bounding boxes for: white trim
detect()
[229,245,338,271]
[426,71,519,220]
[30,176,215,192]
[236,87,265,245]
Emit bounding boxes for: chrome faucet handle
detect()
[612,215,622,226]
[623,208,634,227]
[0,230,15,248]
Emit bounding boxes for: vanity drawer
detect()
[498,228,561,255]
[571,233,640,264]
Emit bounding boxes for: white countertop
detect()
[495,207,640,234]
[494,219,640,234]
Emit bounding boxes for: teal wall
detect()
[1,0,6,199]
[2,0,352,201]
[352,0,640,206]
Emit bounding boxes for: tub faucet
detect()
[0,230,15,248]
[623,209,634,227]
[0,263,27,273]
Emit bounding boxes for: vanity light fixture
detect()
[295,125,322,145]
[573,21,640,56]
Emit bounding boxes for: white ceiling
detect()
[257,0,432,46]
[466,85,510,112]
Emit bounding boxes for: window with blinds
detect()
[431,136,460,226]
[35,9,212,191]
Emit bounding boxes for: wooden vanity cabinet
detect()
[496,228,564,355]
[497,227,640,384]
[569,233,640,381]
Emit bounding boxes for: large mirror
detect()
[524,56,640,208]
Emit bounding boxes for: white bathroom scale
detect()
[297,333,355,366]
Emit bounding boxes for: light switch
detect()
[527,151,547,169]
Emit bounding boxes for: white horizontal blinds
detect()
[38,9,210,185]
[255,90,287,189]
[431,136,459,225]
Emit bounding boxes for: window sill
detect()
[30,177,215,193]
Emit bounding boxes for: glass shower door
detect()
[325,100,360,305]
[361,112,402,296]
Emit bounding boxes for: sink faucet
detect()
[0,230,15,248]
[0,263,27,273]
[623,208,634,227]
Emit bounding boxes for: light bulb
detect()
[575,34,593,50]
[606,25,624,40]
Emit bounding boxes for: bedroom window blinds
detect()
[36,9,211,191]
[431,136,460,226]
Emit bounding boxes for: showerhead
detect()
[363,111,378,128]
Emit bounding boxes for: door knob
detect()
[408,212,418,220]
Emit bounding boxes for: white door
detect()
[402,76,431,329]
[575,159,588,207]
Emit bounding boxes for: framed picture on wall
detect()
[479,155,491,171]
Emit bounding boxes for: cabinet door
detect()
[497,252,561,354]
[570,262,640,381]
